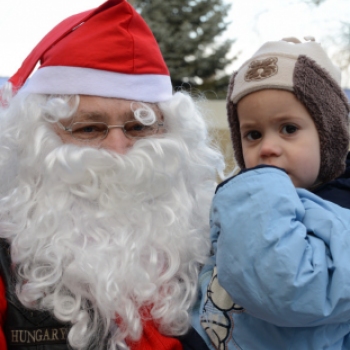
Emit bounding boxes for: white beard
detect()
[0,92,222,349]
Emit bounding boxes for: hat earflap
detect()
[293,55,350,183]
[226,72,246,169]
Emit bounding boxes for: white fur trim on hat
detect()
[22,66,173,103]
[230,37,341,104]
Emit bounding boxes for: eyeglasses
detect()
[57,120,164,141]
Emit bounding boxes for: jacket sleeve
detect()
[212,166,350,327]
[0,275,7,349]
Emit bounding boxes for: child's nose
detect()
[259,135,282,159]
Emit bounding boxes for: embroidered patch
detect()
[8,326,68,346]
[244,57,278,81]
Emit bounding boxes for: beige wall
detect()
[199,99,237,175]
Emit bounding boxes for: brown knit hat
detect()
[227,37,350,183]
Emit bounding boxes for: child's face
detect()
[237,89,321,189]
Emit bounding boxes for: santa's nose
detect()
[100,128,135,154]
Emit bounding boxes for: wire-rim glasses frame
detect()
[57,120,164,141]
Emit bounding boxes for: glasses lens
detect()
[124,120,159,138]
[71,122,108,140]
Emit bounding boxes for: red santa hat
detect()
[9,0,172,103]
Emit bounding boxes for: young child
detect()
[192,37,350,349]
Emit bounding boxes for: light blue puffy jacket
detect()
[192,166,350,350]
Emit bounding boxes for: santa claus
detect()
[0,1,224,349]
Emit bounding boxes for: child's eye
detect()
[282,124,298,134]
[246,130,261,141]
